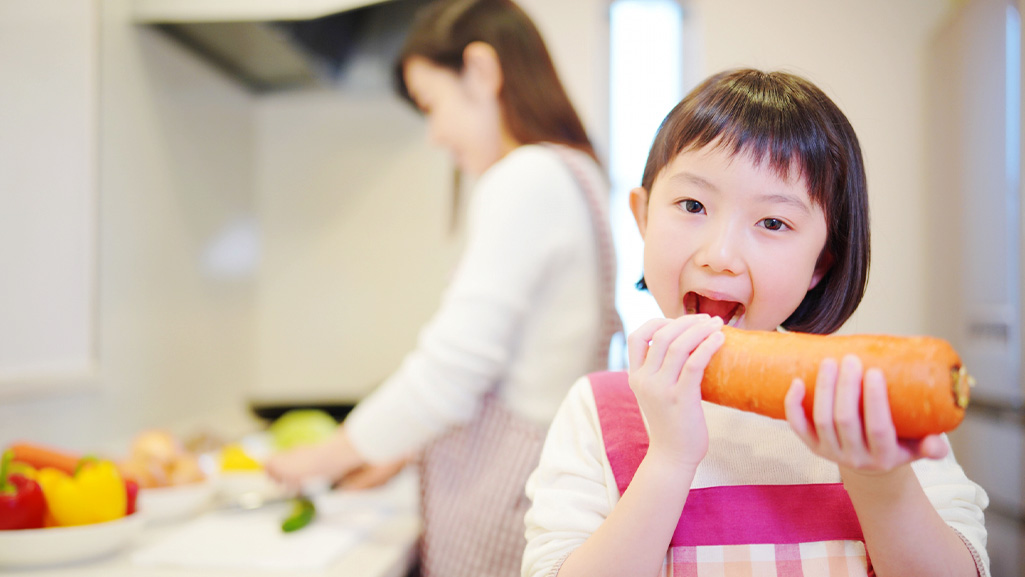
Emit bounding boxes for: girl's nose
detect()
[696,221,744,274]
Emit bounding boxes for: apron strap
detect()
[544,144,623,370]
[588,370,646,496]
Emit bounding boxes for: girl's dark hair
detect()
[392,0,598,163]
[639,68,870,334]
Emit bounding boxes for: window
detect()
[609,0,685,343]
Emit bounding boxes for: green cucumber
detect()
[281,496,316,532]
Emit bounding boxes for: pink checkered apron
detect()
[589,371,873,577]
[416,145,622,577]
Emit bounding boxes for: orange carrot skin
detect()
[8,442,82,474]
[701,327,968,439]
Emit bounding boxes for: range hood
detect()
[132,0,416,92]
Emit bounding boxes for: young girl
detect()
[522,69,989,577]
[267,1,620,576]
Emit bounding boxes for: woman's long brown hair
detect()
[393,0,599,164]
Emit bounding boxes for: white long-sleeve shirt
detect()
[345,144,609,462]
[523,376,991,577]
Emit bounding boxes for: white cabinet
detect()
[0,0,98,395]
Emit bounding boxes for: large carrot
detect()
[8,442,82,474]
[701,327,972,438]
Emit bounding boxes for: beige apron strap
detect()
[544,144,623,369]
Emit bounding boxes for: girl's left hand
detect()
[783,354,949,476]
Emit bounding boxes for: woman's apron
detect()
[416,145,622,577]
[588,371,872,577]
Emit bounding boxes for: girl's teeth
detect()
[726,307,743,327]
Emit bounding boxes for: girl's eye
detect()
[761,218,787,231]
[682,199,704,214]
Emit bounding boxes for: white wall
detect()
[251,90,459,404]
[0,0,260,453]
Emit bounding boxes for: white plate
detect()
[137,479,216,523]
[216,470,283,501]
[0,513,145,568]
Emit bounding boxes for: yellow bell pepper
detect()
[219,443,263,472]
[36,460,127,526]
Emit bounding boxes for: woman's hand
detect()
[338,458,409,490]
[265,427,365,491]
[784,354,949,477]
[626,314,725,471]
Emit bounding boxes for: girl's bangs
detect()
[677,100,831,204]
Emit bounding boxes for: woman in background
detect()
[267,1,620,575]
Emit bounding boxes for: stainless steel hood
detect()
[132,0,416,92]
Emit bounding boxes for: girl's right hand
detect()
[626,314,725,471]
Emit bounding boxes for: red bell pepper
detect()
[0,449,47,530]
[125,478,139,515]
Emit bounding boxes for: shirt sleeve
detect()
[523,377,618,577]
[345,148,586,462]
[911,439,991,576]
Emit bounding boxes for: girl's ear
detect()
[809,250,834,290]
[629,187,650,237]
[461,41,503,98]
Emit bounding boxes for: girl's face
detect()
[402,54,516,177]
[630,143,832,331]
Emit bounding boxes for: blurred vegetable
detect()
[37,459,127,526]
[8,442,80,475]
[0,450,46,530]
[7,460,37,479]
[220,443,262,471]
[268,410,337,450]
[125,478,139,516]
[120,429,205,488]
[281,496,316,533]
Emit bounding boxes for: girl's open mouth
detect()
[684,292,745,326]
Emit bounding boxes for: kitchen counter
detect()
[3,470,421,577]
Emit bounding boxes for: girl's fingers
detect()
[861,367,897,456]
[660,316,723,380]
[833,355,866,453]
[676,327,725,389]
[630,314,712,374]
[627,317,672,370]
[811,357,841,452]
[864,369,950,463]
[639,316,698,371]
[916,434,951,460]
[785,378,816,442]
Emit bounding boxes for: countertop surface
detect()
[1,469,421,577]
